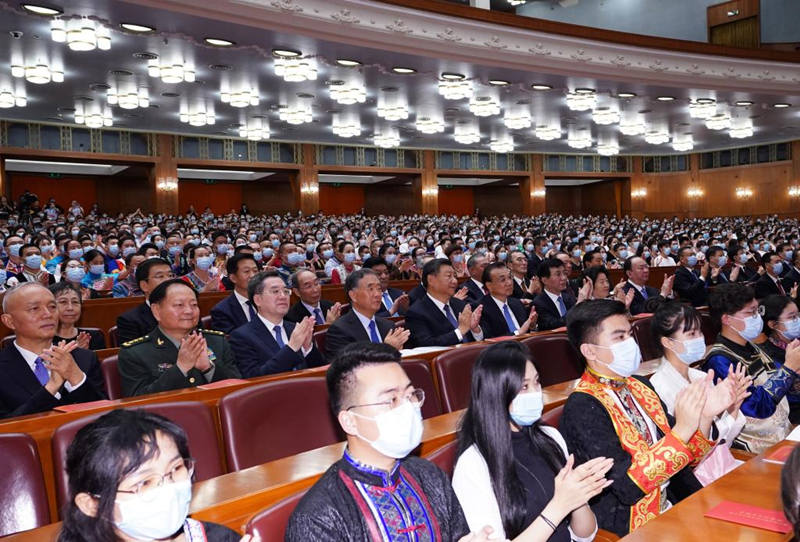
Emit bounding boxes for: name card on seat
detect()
[704,501,792,533]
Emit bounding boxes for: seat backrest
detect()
[107,325,119,347]
[219,377,344,471]
[51,401,223,514]
[245,489,308,540]
[313,329,327,354]
[631,317,659,361]
[540,404,564,430]
[520,334,582,387]
[422,440,459,478]
[0,433,50,536]
[200,315,212,329]
[401,359,443,419]
[432,344,486,413]
[700,312,720,345]
[100,355,121,400]
[1,334,16,349]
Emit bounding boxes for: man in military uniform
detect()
[119,278,241,397]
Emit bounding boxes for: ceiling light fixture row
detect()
[10,55,64,85]
[51,15,111,52]
[74,99,112,128]
[374,125,400,148]
[453,121,481,145]
[239,116,270,140]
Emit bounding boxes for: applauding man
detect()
[478,262,538,338]
[230,271,325,377]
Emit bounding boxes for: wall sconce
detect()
[735,187,753,198]
[687,187,704,198]
[422,186,439,197]
[532,189,546,198]
[300,184,319,195]
[789,186,800,198]
[157,177,178,191]
[631,188,647,198]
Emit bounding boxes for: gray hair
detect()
[2,282,52,313]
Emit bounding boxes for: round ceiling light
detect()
[531,84,552,90]
[617,92,637,98]
[21,3,62,15]
[488,79,510,86]
[120,23,155,32]
[656,96,676,101]
[336,58,362,67]
[391,67,416,74]
[204,37,235,47]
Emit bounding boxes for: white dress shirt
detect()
[470,278,485,294]
[256,314,312,356]
[490,296,522,334]
[545,289,567,317]
[352,308,382,342]
[426,293,483,342]
[233,290,252,322]
[15,341,86,400]
[301,301,325,320]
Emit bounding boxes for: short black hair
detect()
[709,282,756,323]
[19,243,38,256]
[537,258,564,280]
[762,294,794,332]
[421,258,452,289]
[135,257,171,285]
[137,242,158,256]
[566,299,627,357]
[148,278,197,305]
[326,342,401,414]
[49,281,82,301]
[362,256,387,269]
[762,251,779,266]
[247,270,283,303]
[650,299,702,357]
[344,268,378,302]
[226,253,257,276]
[482,262,507,285]
[83,249,104,267]
[583,265,610,286]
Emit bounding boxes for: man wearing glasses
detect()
[229,270,325,377]
[287,342,493,542]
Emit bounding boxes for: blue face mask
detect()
[773,262,784,276]
[287,252,305,266]
[322,249,333,259]
[25,255,43,269]
[717,255,728,267]
[732,314,763,342]
[497,252,507,261]
[451,254,464,263]
[739,253,749,264]
[169,245,182,256]
[780,318,800,341]
[134,227,144,236]
[643,250,651,259]
[89,264,105,275]
[107,244,119,256]
[216,244,229,256]
[785,251,794,261]
[344,253,357,263]
[663,247,672,256]
[469,242,477,250]
[252,251,263,262]
[687,255,698,267]
[68,248,84,259]
[196,256,214,270]
[262,247,274,258]
[271,239,281,248]
[572,249,581,258]
[155,241,165,249]
[249,234,258,242]
[8,243,22,257]
[618,249,629,260]
[122,246,137,258]
[189,239,201,247]
[509,391,543,426]
[0,269,7,283]
[66,267,86,282]
[385,254,397,265]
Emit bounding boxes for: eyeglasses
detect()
[116,458,195,502]
[150,273,176,281]
[347,388,425,414]
[265,288,292,297]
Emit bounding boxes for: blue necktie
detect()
[443,304,459,328]
[502,304,517,334]
[368,320,381,343]
[313,308,325,325]
[33,357,49,386]
[557,296,567,317]
[246,301,256,321]
[273,325,285,348]
[382,292,394,313]
[640,287,649,300]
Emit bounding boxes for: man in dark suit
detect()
[362,257,409,317]
[286,269,341,325]
[784,251,800,289]
[0,283,106,418]
[404,258,484,348]
[463,254,489,308]
[532,258,580,331]
[509,250,538,304]
[755,251,792,299]
[621,256,674,316]
[526,236,548,279]
[324,269,410,359]
[116,257,174,344]
[209,254,259,334]
[229,271,325,377]
[118,279,241,397]
[705,247,730,287]
[479,262,537,338]
[673,247,710,307]
[9,244,55,287]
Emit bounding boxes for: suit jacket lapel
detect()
[3,347,45,397]
[346,311,371,342]
[252,317,282,351]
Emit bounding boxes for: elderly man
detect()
[0,283,105,418]
[362,256,409,317]
[621,256,674,315]
[229,271,325,377]
[118,279,241,397]
[463,254,489,308]
[479,262,538,338]
[286,268,341,325]
[324,269,410,359]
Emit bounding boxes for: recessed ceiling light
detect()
[695,98,715,104]
[133,51,159,60]
[617,92,637,98]
[656,96,676,101]
[272,48,301,58]
[531,84,552,90]
[120,23,155,33]
[441,72,465,80]
[161,92,180,98]
[774,102,791,108]
[336,58,362,67]
[21,3,62,15]
[208,64,232,71]
[574,88,595,94]
[204,37,235,47]
[109,69,133,77]
[391,66,416,74]
[735,100,754,106]
[488,79,510,86]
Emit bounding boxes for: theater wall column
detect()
[521,154,546,215]
[152,134,179,215]
[291,143,319,215]
[0,156,7,199]
[413,150,438,214]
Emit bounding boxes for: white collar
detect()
[352,308,376,328]
[233,290,249,306]
[491,296,511,311]
[426,293,451,312]
[470,277,483,288]
[301,300,321,313]
[13,341,41,371]
[544,289,562,305]
[257,313,284,331]
[627,280,645,293]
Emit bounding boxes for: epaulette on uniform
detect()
[201,329,225,336]
[121,335,149,348]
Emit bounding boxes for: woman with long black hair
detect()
[452,341,612,541]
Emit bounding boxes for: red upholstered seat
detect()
[200,315,212,330]
[313,329,327,354]
[219,376,345,471]
[422,440,459,478]
[0,433,50,536]
[107,325,119,347]
[100,355,121,400]
[631,317,660,361]
[51,401,224,514]
[541,404,564,430]
[520,334,582,387]
[700,311,720,345]
[245,489,308,540]
[400,359,443,419]
[432,344,487,413]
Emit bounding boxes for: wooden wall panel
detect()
[319,184,365,214]
[10,174,98,210]
[96,174,153,215]
[365,184,414,215]
[179,180,243,215]
[474,185,523,216]
[438,186,474,216]
[241,180,295,214]
[581,181,619,216]
[545,186,581,215]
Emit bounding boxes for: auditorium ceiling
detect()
[0,0,799,156]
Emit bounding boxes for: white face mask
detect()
[510,391,543,426]
[352,401,423,459]
[667,336,706,365]
[731,314,763,342]
[594,337,642,377]
[115,479,191,541]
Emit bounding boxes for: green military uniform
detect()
[118,327,241,397]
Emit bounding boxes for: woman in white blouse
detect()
[452,341,612,542]
[648,299,752,485]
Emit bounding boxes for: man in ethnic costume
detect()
[286,342,491,542]
[561,299,728,537]
[703,283,797,453]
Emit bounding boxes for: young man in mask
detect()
[286,342,493,542]
[703,283,799,453]
[560,299,719,537]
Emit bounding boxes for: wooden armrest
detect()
[730,448,756,462]
[595,529,621,542]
